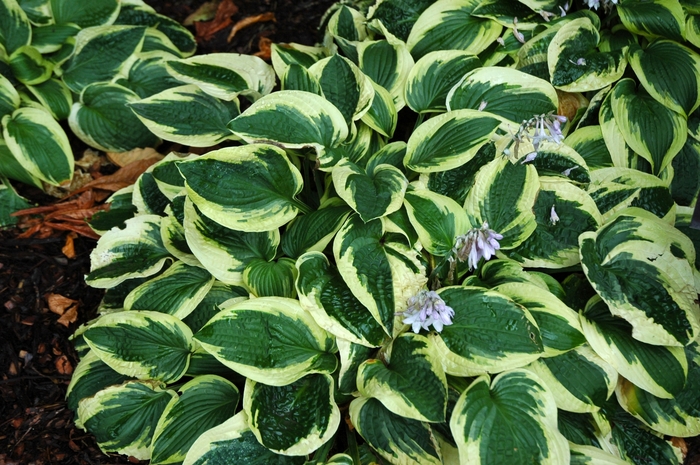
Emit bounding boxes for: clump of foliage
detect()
[0,0,195,225]
[67,0,700,464]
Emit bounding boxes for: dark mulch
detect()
[0,0,335,463]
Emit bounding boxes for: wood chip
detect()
[227,12,275,42]
[46,294,77,316]
[254,36,273,60]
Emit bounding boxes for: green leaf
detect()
[65,350,132,413]
[350,396,442,465]
[357,38,414,109]
[8,45,52,85]
[450,370,569,465]
[548,17,627,92]
[151,375,239,465]
[280,199,351,259]
[50,0,119,27]
[670,137,700,206]
[83,310,194,383]
[62,26,147,93]
[629,40,700,116]
[504,177,601,268]
[337,339,374,394]
[0,0,31,53]
[179,144,305,232]
[431,286,543,376]
[243,374,340,455]
[361,80,398,138]
[194,297,337,386]
[129,84,236,147]
[447,66,558,124]
[117,51,184,99]
[69,82,161,152]
[30,23,80,53]
[610,78,687,175]
[579,208,699,347]
[369,0,434,42]
[463,156,538,249]
[228,90,348,156]
[403,188,470,256]
[296,252,386,347]
[617,0,685,41]
[309,54,374,124]
[406,0,502,60]
[183,411,306,465]
[580,295,688,399]
[124,261,214,320]
[333,215,427,336]
[617,343,700,437]
[182,280,248,334]
[0,73,19,119]
[493,282,585,356]
[115,4,196,56]
[270,42,326,77]
[2,107,73,186]
[357,333,447,423]
[86,215,171,288]
[563,125,613,170]
[78,381,176,460]
[0,178,33,226]
[404,50,481,114]
[166,53,275,101]
[183,198,278,285]
[25,78,72,120]
[332,158,408,223]
[588,167,676,222]
[526,344,617,413]
[404,109,501,173]
[243,257,297,298]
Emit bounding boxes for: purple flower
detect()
[453,222,504,270]
[400,290,455,333]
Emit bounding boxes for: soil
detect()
[0,1,335,464]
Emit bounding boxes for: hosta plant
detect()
[68,0,700,464]
[0,0,195,224]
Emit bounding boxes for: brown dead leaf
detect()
[57,304,78,327]
[227,12,275,42]
[46,293,77,316]
[672,437,688,457]
[107,147,163,168]
[55,355,73,375]
[62,232,77,259]
[68,440,80,452]
[556,90,589,123]
[183,0,220,26]
[74,148,104,170]
[254,36,273,60]
[195,0,239,42]
[71,158,160,196]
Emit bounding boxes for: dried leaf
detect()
[183,0,220,26]
[46,293,77,316]
[255,36,273,60]
[57,304,78,327]
[227,12,275,42]
[62,232,76,259]
[55,355,73,375]
[71,158,160,195]
[107,147,163,168]
[195,0,239,42]
[75,148,104,170]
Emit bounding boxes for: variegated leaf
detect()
[179,144,306,232]
[579,208,699,347]
[194,297,337,386]
[77,381,176,461]
[450,370,570,465]
[296,252,386,347]
[334,215,427,336]
[357,333,447,422]
[580,295,688,399]
[243,374,340,455]
[350,396,442,465]
[83,310,194,383]
[431,286,543,376]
